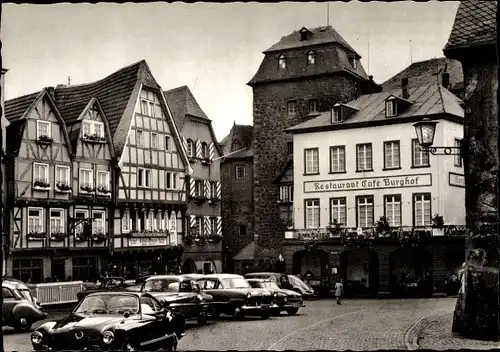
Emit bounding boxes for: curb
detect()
[404,316,426,350]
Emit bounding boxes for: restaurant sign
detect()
[449,172,465,188]
[296,228,329,240]
[304,173,432,193]
[128,237,168,247]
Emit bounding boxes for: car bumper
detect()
[241,303,271,314]
[283,302,305,308]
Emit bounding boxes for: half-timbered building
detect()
[164,86,223,274]
[4,89,73,283]
[1,68,9,276]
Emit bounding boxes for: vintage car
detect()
[247,278,305,315]
[244,272,315,298]
[140,275,213,325]
[31,292,186,351]
[2,278,48,332]
[76,277,136,301]
[196,274,272,319]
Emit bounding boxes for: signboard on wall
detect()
[449,172,465,188]
[303,173,432,193]
[128,237,168,247]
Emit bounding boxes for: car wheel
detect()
[272,300,282,316]
[232,306,244,319]
[14,316,32,333]
[197,311,208,325]
[210,309,221,319]
[286,307,299,316]
[261,311,271,320]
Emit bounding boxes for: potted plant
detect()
[79,184,95,194]
[33,179,50,189]
[201,158,212,165]
[83,133,107,143]
[207,234,222,243]
[55,181,71,193]
[375,216,391,237]
[75,232,88,242]
[50,232,67,241]
[432,214,445,237]
[194,234,206,246]
[327,220,342,238]
[37,135,53,145]
[27,232,46,240]
[189,157,197,164]
[92,232,106,242]
[96,185,111,196]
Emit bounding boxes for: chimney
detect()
[401,77,409,99]
[442,72,450,89]
[47,86,55,98]
[68,76,71,85]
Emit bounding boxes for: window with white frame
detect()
[151,133,158,149]
[83,120,104,138]
[79,169,94,190]
[92,211,105,234]
[357,196,374,228]
[385,195,402,226]
[386,98,397,117]
[210,217,216,235]
[141,100,149,115]
[28,208,44,234]
[414,193,431,226]
[455,139,462,167]
[155,213,162,231]
[36,121,51,139]
[201,142,209,159]
[33,163,49,185]
[75,210,88,235]
[96,171,109,192]
[137,168,151,188]
[165,135,170,151]
[149,101,155,117]
[196,217,203,235]
[356,143,373,171]
[330,197,346,226]
[278,54,286,70]
[55,165,70,187]
[304,148,319,174]
[384,141,400,169]
[305,199,320,229]
[279,185,293,202]
[187,140,194,157]
[166,172,172,189]
[210,182,217,199]
[412,139,430,167]
[122,210,131,233]
[287,101,297,116]
[307,51,316,65]
[136,130,144,147]
[49,209,64,234]
[235,166,245,180]
[330,146,345,173]
[308,99,318,114]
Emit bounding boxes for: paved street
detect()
[5,297,499,351]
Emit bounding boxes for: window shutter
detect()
[182,136,188,154]
[189,215,196,231]
[204,216,210,236]
[209,142,215,160]
[204,180,210,198]
[190,178,196,197]
[216,216,222,236]
[195,139,202,158]
[216,181,221,199]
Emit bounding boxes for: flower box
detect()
[192,196,207,204]
[189,157,197,164]
[79,184,95,195]
[207,235,222,243]
[208,198,220,205]
[96,187,111,197]
[201,158,212,165]
[50,232,67,241]
[36,135,53,145]
[27,232,46,240]
[55,182,72,193]
[33,179,51,191]
[82,133,107,144]
[75,235,88,242]
[92,233,106,242]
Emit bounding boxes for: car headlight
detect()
[284,297,288,303]
[246,292,251,299]
[102,331,114,345]
[273,292,277,297]
[31,331,43,345]
[197,294,203,301]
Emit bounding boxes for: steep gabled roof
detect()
[263,26,359,56]
[444,1,497,52]
[5,91,40,122]
[287,83,464,134]
[381,58,463,93]
[220,123,254,157]
[163,85,209,131]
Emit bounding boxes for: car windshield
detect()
[75,294,140,315]
[221,278,250,289]
[289,275,313,290]
[15,289,34,302]
[260,281,280,290]
[143,278,181,293]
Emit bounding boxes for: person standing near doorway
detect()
[335,279,344,305]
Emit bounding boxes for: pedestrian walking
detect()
[334,279,344,305]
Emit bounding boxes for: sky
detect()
[2,1,460,141]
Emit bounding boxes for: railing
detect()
[285,225,467,241]
[28,281,84,305]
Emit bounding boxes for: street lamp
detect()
[413,118,463,158]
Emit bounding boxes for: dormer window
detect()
[300,27,312,41]
[331,105,342,123]
[351,58,357,69]
[278,55,286,70]
[307,50,316,65]
[386,98,398,117]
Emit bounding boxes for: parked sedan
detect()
[244,272,315,298]
[76,277,136,301]
[31,292,185,351]
[140,275,213,325]
[2,278,48,332]
[247,278,305,315]
[196,274,272,319]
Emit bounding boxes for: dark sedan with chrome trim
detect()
[247,278,305,316]
[31,292,185,351]
[196,274,272,319]
[140,275,213,325]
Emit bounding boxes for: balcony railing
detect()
[285,225,467,241]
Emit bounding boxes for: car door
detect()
[2,287,17,324]
[138,296,168,349]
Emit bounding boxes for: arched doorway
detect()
[182,259,197,274]
[292,249,329,295]
[389,247,433,297]
[340,248,379,297]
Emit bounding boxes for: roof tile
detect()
[163,85,209,131]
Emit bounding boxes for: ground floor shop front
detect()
[283,236,465,297]
[180,241,223,274]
